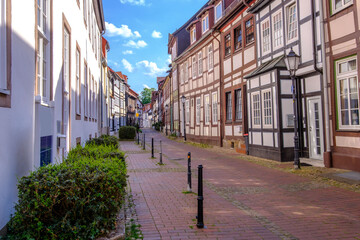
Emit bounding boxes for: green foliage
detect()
[5,140,127,240]
[86,135,119,149]
[152,121,163,131]
[125,220,143,240]
[139,87,156,105]
[119,126,137,140]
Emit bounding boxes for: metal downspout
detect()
[318,0,331,159]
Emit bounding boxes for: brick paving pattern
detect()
[122,129,360,240]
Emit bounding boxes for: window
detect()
[287,3,298,41]
[262,20,270,54]
[76,49,81,115]
[36,0,50,102]
[180,64,183,84]
[234,25,242,50]
[0,0,7,93]
[208,45,213,71]
[83,0,87,25]
[205,95,210,124]
[245,18,254,45]
[37,0,47,34]
[332,0,353,14]
[84,62,88,117]
[40,136,52,167]
[263,90,272,126]
[185,62,189,82]
[186,100,190,123]
[226,92,232,121]
[202,15,209,33]
[198,51,203,76]
[336,56,359,129]
[225,34,231,56]
[252,93,261,126]
[173,68,178,90]
[212,92,218,124]
[215,1,222,22]
[37,37,48,99]
[192,56,197,79]
[196,97,201,124]
[191,28,196,44]
[273,11,283,48]
[235,89,242,120]
[63,27,70,135]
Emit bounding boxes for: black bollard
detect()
[151,138,154,158]
[159,140,163,164]
[196,165,204,229]
[143,134,146,150]
[137,132,140,144]
[187,152,192,192]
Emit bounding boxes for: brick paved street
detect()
[121,129,360,240]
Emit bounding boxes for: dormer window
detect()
[191,27,196,44]
[215,1,222,22]
[202,15,209,33]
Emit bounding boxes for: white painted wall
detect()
[0,0,36,230]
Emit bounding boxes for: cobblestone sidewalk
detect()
[121,129,360,240]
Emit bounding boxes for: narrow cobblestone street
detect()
[120,129,360,240]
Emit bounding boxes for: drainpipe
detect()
[318,0,332,165]
[311,0,323,75]
[211,30,224,147]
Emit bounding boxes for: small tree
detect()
[140,87,156,105]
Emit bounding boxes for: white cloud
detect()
[123,50,134,55]
[152,30,162,39]
[122,59,134,73]
[143,84,150,89]
[136,60,167,77]
[120,0,146,6]
[124,40,147,49]
[105,22,141,38]
[167,55,172,64]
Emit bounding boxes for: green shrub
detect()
[118,126,136,140]
[5,144,127,240]
[152,121,163,131]
[86,135,118,149]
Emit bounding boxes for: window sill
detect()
[336,128,360,132]
[35,95,55,108]
[0,89,10,95]
[331,3,353,17]
[234,48,242,54]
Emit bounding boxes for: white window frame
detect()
[84,63,88,117]
[196,97,201,125]
[0,0,7,92]
[208,44,213,72]
[83,0,87,25]
[204,94,210,125]
[226,92,232,121]
[212,92,218,124]
[186,99,190,124]
[37,0,47,35]
[37,36,49,102]
[286,3,298,43]
[261,19,271,55]
[192,56,197,79]
[63,29,70,94]
[76,49,81,115]
[262,90,272,127]
[202,14,209,34]
[272,10,283,50]
[332,0,353,15]
[191,27,196,44]
[215,1,222,22]
[336,56,360,129]
[235,89,242,121]
[252,92,261,127]
[185,61,189,83]
[180,63,184,84]
[198,51,203,76]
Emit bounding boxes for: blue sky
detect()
[102,0,206,94]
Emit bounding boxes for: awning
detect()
[244,55,286,79]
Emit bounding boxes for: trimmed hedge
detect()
[5,137,127,240]
[86,134,119,148]
[118,126,136,140]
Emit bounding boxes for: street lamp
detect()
[165,104,169,136]
[284,48,301,169]
[181,95,187,141]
